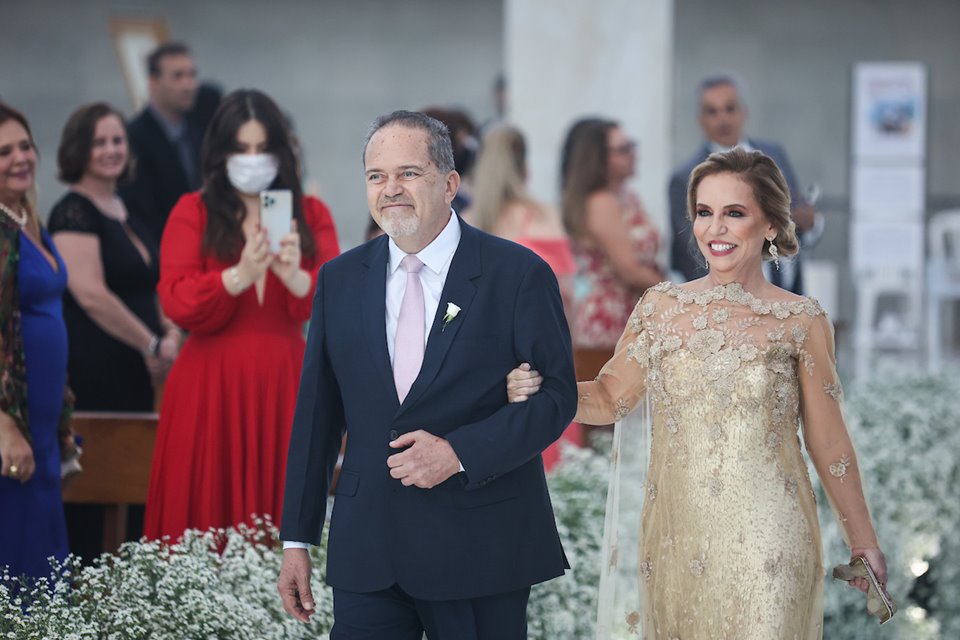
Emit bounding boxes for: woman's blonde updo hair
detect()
[686,147,799,260]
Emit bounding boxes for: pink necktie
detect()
[394,255,425,402]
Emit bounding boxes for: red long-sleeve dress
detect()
[144,193,339,541]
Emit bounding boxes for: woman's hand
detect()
[0,417,35,483]
[144,353,167,386]
[848,547,888,595]
[158,329,181,362]
[143,330,181,385]
[506,363,543,403]
[237,226,272,288]
[60,431,79,459]
[270,222,302,285]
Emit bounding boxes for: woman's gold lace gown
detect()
[577,282,879,640]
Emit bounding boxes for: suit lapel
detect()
[395,221,482,417]
[361,237,398,404]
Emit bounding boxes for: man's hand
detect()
[387,430,461,488]
[791,202,817,233]
[277,548,316,622]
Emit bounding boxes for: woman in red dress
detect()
[144,90,339,540]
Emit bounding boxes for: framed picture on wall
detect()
[111,17,169,111]
[852,62,927,161]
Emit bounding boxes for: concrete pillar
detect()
[504,0,675,233]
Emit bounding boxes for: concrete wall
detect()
[506,0,674,239]
[1,0,504,247]
[5,0,959,326]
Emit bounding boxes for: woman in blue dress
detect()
[0,102,75,581]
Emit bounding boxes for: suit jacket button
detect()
[389,429,399,441]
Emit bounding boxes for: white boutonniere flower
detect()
[442,302,461,331]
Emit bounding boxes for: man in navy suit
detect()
[122,43,204,241]
[669,75,823,293]
[277,111,576,639]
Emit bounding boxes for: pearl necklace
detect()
[0,202,28,228]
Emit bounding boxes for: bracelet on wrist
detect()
[144,334,160,357]
[228,266,247,294]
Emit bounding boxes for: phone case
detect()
[260,189,293,254]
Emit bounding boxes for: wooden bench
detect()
[61,411,346,554]
[573,348,615,438]
[62,412,158,553]
[574,347,613,382]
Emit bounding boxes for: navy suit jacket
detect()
[668,139,805,287]
[280,218,577,601]
[122,108,202,242]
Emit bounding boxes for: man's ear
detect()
[445,170,461,205]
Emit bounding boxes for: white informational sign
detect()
[853,63,927,161]
[850,221,924,272]
[851,165,925,221]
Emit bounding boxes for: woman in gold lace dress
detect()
[508,148,887,639]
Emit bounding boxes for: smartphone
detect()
[260,189,293,254]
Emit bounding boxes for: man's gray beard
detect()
[379,213,420,238]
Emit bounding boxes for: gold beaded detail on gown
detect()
[578,282,878,640]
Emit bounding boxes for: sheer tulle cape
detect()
[596,393,651,639]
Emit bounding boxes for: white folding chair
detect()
[854,267,923,379]
[926,209,960,370]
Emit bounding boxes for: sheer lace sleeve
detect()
[47,193,101,235]
[799,312,879,549]
[575,289,654,425]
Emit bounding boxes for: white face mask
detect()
[226,153,279,195]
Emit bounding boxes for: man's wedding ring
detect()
[8,465,19,477]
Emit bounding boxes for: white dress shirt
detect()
[284,211,461,550]
[385,212,461,362]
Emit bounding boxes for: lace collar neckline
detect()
[654,281,823,318]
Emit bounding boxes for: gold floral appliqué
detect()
[829,454,851,482]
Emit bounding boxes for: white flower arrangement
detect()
[528,441,609,639]
[815,368,960,639]
[3,369,956,638]
[1,518,333,639]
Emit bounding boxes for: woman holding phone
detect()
[144,89,339,541]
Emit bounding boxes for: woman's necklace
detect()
[0,201,28,228]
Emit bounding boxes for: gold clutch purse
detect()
[832,556,896,624]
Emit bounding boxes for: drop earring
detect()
[767,237,780,271]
